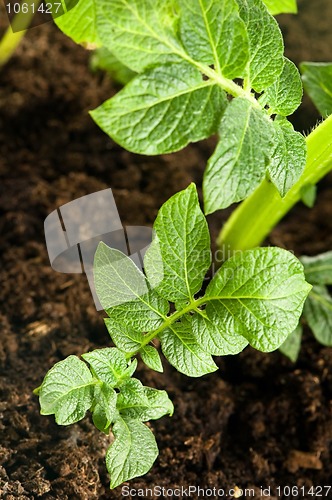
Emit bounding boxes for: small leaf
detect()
[91,63,226,155]
[140,345,163,373]
[160,318,218,377]
[260,58,303,116]
[300,184,317,209]
[301,251,332,285]
[95,0,184,73]
[262,0,297,15]
[117,379,173,420]
[105,319,144,353]
[179,0,248,79]
[38,356,94,425]
[82,348,135,387]
[300,62,332,117]
[192,308,248,356]
[203,98,273,212]
[204,247,311,351]
[304,286,332,346]
[55,0,100,45]
[93,384,118,433]
[106,418,158,489]
[94,242,169,332]
[90,47,136,85]
[279,324,302,362]
[236,0,284,92]
[145,184,211,302]
[268,118,306,197]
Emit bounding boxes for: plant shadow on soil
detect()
[0,1,332,498]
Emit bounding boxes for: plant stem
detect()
[0,0,40,68]
[218,114,332,253]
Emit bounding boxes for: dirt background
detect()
[1,0,332,498]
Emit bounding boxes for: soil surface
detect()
[1,1,332,499]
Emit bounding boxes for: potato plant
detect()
[35,0,332,489]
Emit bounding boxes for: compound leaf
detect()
[300,62,332,117]
[145,184,211,302]
[38,355,94,425]
[160,318,217,377]
[203,98,273,212]
[106,417,158,489]
[94,243,169,332]
[301,251,332,285]
[236,0,284,92]
[204,247,311,351]
[304,286,332,346]
[179,0,248,79]
[91,63,226,155]
[268,118,306,197]
[260,58,303,116]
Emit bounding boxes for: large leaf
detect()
[106,417,158,489]
[268,118,306,197]
[260,58,303,116]
[262,0,297,15]
[95,0,184,73]
[203,248,311,351]
[304,286,332,346]
[301,251,332,285]
[144,184,211,302]
[179,0,248,79]
[38,356,94,425]
[300,62,332,118]
[160,317,217,377]
[94,243,169,332]
[236,0,284,92]
[91,63,226,155]
[203,98,273,213]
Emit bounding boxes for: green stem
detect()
[0,0,40,68]
[218,114,332,252]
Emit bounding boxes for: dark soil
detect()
[1,1,332,498]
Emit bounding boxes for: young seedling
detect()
[35,0,332,488]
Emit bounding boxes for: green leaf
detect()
[179,0,248,79]
[144,184,211,302]
[262,0,297,15]
[91,63,226,155]
[260,58,303,116]
[117,379,173,420]
[203,98,273,213]
[90,47,136,85]
[106,417,158,489]
[160,317,218,377]
[92,384,118,433]
[204,247,311,351]
[55,0,100,45]
[279,324,302,362]
[82,348,136,387]
[38,355,94,425]
[104,319,144,353]
[140,345,163,373]
[300,184,317,208]
[94,242,169,332]
[301,251,332,285]
[300,62,332,117]
[268,118,306,197]
[95,0,183,73]
[192,308,249,356]
[304,286,332,346]
[236,0,284,92]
